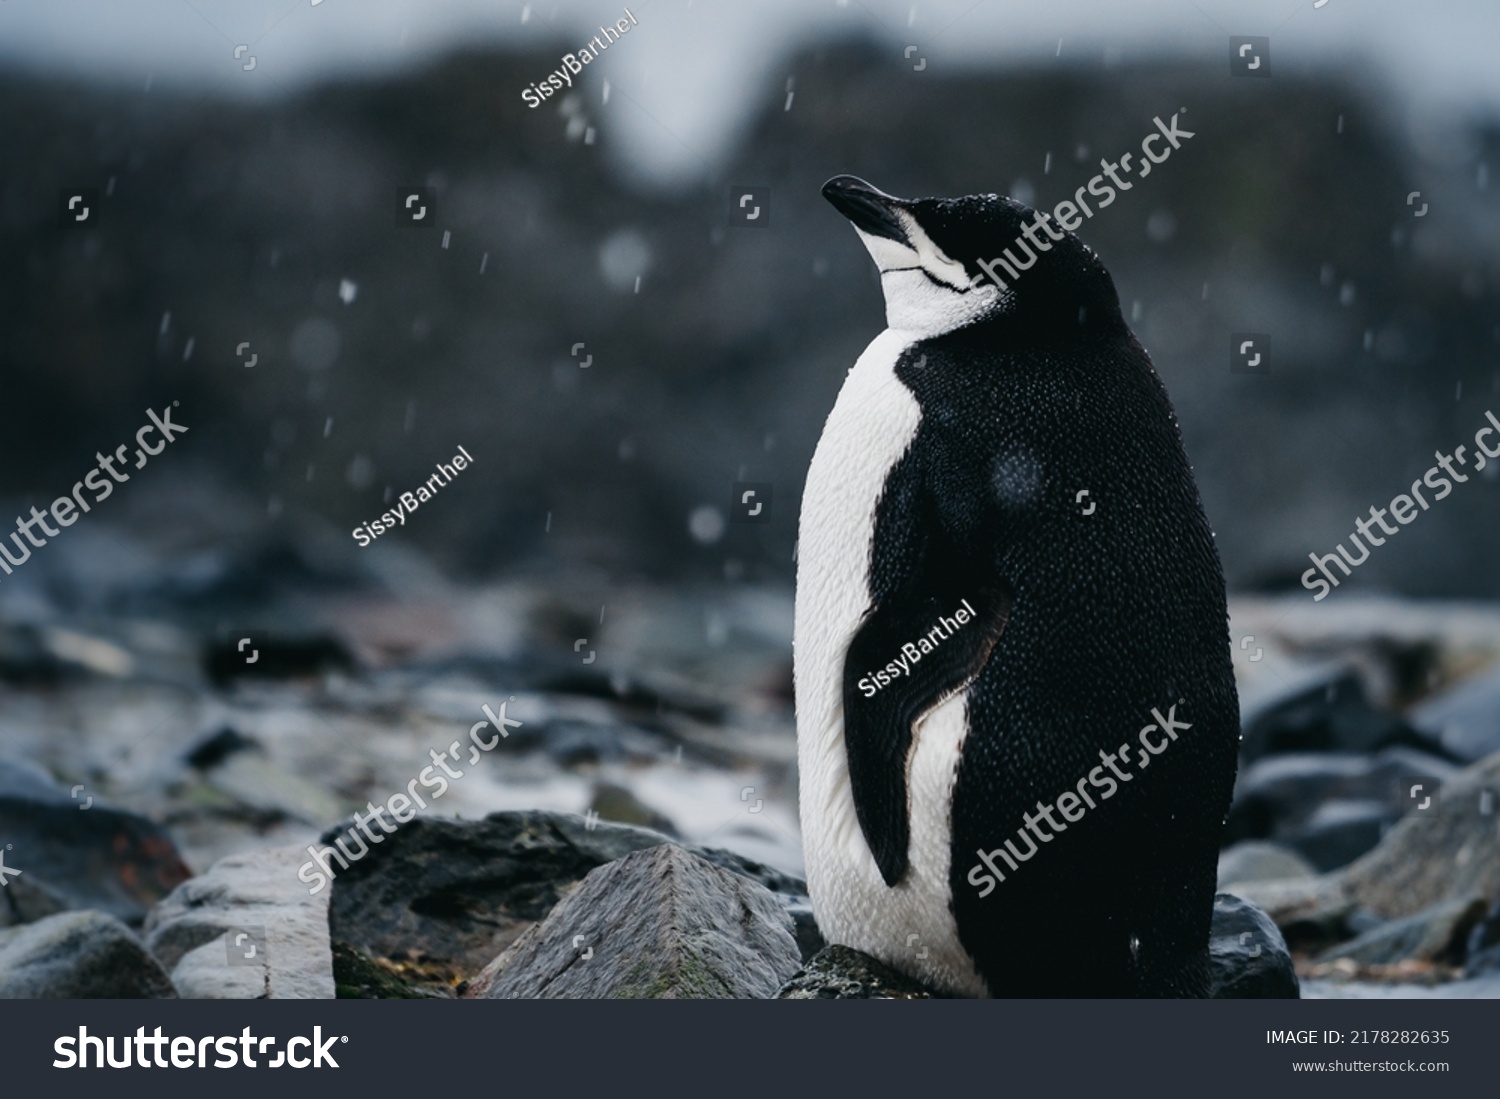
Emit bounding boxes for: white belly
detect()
[793,328,987,997]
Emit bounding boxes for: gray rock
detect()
[1410,665,1500,763]
[1209,893,1300,998]
[777,945,938,999]
[1466,891,1500,976]
[1282,798,1395,872]
[0,910,176,998]
[1238,670,1440,765]
[1338,750,1500,919]
[1224,747,1457,857]
[1217,840,1316,889]
[1314,896,1487,968]
[0,758,191,926]
[465,844,801,998]
[1303,974,1500,998]
[325,809,808,992]
[144,843,334,999]
[1238,750,1500,942]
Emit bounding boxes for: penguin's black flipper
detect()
[842,577,1010,887]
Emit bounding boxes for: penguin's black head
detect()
[822,175,1125,338]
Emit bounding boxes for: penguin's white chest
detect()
[793,328,987,997]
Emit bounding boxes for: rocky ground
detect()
[2,525,1500,998]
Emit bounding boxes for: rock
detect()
[1281,799,1395,872]
[183,726,261,770]
[1303,973,1500,998]
[204,633,355,686]
[1209,893,1300,998]
[0,910,176,998]
[0,759,191,926]
[1229,877,1356,950]
[1217,840,1316,889]
[1224,748,1457,848]
[782,896,826,963]
[1337,750,1500,919]
[144,843,334,999]
[1410,666,1500,763]
[325,809,808,993]
[1238,751,1500,949]
[1313,896,1487,968]
[777,945,938,999]
[465,844,801,998]
[1239,670,1441,764]
[1463,888,1500,976]
[332,941,430,999]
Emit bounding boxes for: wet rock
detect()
[0,759,191,926]
[0,623,74,684]
[325,809,808,994]
[1209,893,1300,998]
[1239,670,1441,764]
[183,726,261,770]
[204,633,355,686]
[1463,887,1500,977]
[466,844,801,998]
[1225,748,1457,846]
[1282,799,1395,872]
[0,910,176,998]
[1230,877,1357,951]
[1217,840,1316,889]
[1338,750,1500,919]
[1239,751,1500,950]
[144,843,334,999]
[783,896,826,963]
[332,940,431,999]
[1314,896,1487,969]
[1410,666,1500,763]
[777,945,938,999]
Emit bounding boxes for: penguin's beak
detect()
[822,175,910,245]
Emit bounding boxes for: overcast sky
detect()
[2,0,1496,188]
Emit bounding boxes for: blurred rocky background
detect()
[2,1,1500,998]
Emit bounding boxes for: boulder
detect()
[1209,893,1300,998]
[1217,840,1316,889]
[144,843,334,998]
[0,758,191,927]
[1410,665,1500,763]
[0,910,176,998]
[1224,747,1457,853]
[465,844,801,998]
[1237,750,1500,942]
[1238,670,1440,764]
[1281,799,1394,872]
[1313,896,1487,968]
[324,809,809,993]
[777,945,937,999]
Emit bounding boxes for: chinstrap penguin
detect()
[794,175,1239,997]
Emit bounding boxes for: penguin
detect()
[794,176,1239,997]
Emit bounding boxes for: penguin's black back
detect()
[869,310,1239,997]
